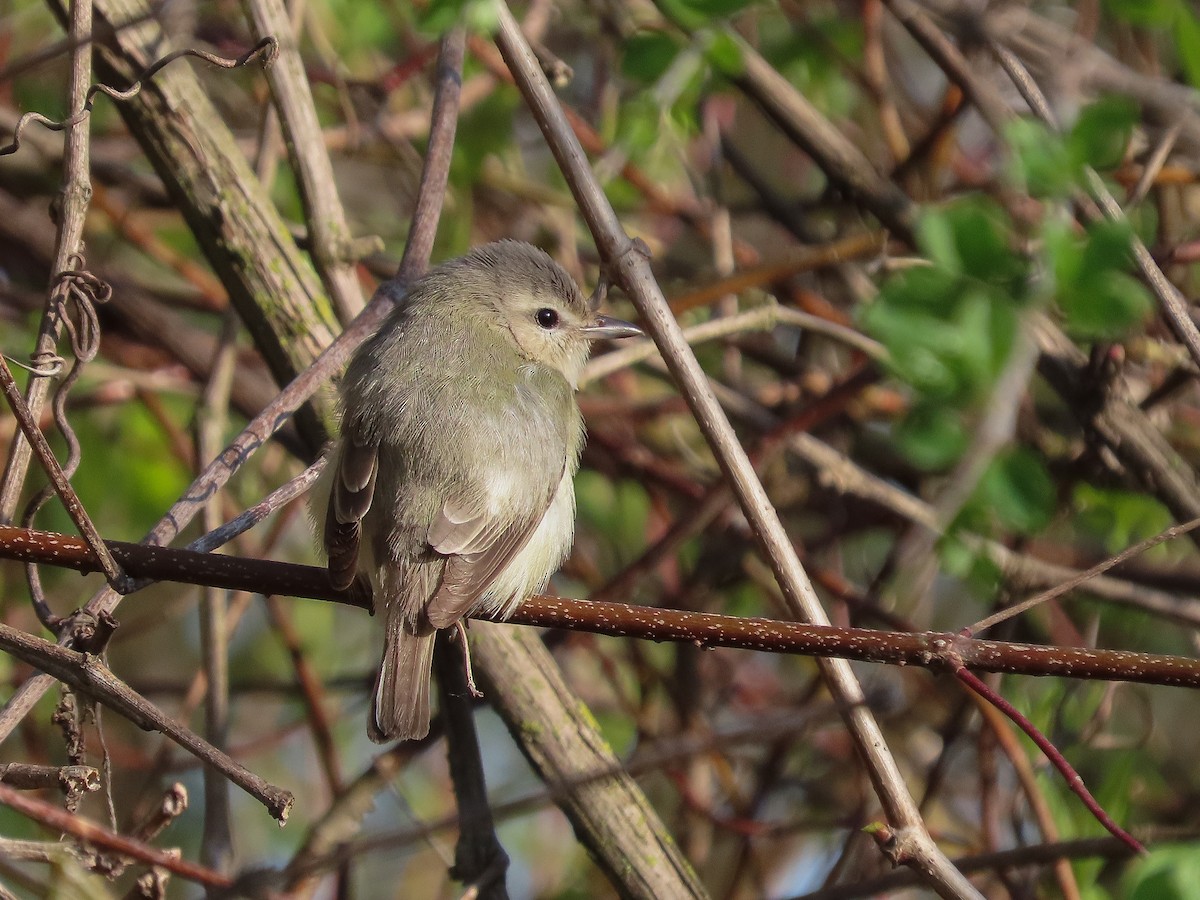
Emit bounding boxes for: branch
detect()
[49,0,338,442]
[0,621,293,824]
[489,2,973,895]
[245,0,367,323]
[0,782,230,889]
[469,622,709,898]
[3,525,1198,689]
[0,355,125,590]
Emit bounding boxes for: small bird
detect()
[318,241,642,742]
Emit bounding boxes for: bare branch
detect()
[0,620,292,823]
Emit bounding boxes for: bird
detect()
[316,240,642,742]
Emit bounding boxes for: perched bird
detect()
[317,241,642,742]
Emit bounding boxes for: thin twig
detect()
[195,312,239,873]
[581,304,885,386]
[0,0,96,528]
[1126,120,1181,207]
[0,355,126,590]
[0,763,99,795]
[791,833,1148,900]
[967,515,1200,635]
[970,695,1080,900]
[0,783,230,889]
[954,669,1144,855]
[187,458,327,556]
[398,28,465,281]
[0,39,278,158]
[0,620,293,823]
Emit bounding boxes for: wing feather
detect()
[423,474,560,630]
[426,496,493,554]
[324,438,379,591]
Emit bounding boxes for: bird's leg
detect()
[453,621,484,698]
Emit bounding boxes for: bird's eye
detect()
[535,308,560,329]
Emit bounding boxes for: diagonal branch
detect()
[0,622,293,823]
[489,2,976,895]
[0,356,125,590]
[244,0,367,323]
[0,782,230,889]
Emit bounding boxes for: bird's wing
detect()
[324,437,379,591]
[423,470,562,630]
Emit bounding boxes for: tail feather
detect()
[369,623,436,743]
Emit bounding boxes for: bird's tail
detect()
[369,620,436,743]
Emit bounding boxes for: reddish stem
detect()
[954,667,1145,856]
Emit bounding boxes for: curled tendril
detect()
[23,257,115,629]
[0,36,278,157]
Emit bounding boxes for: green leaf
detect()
[1068,95,1139,170]
[1174,7,1200,89]
[862,270,964,399]
[917,197,1026,288]
[916,207,961,274]
[1124,844,1200,900]
[864,270,1016,404]
[1044,215,1085,288]
[1079,218,1137,273]
[1006,118,1076,197]
[622,32,682,84]
[1103,0,1182,27]
[1060,269,1151,337]
[895,403,967,471]
[1073,484,1172,554]
[700,29,744,74]
[980,448,1056,534]
[1061,222,1151,337]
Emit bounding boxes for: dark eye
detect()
[535,308,560,329]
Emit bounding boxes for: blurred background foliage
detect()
[2,0,1200,897]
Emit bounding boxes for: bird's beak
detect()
[580,315,642,340]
